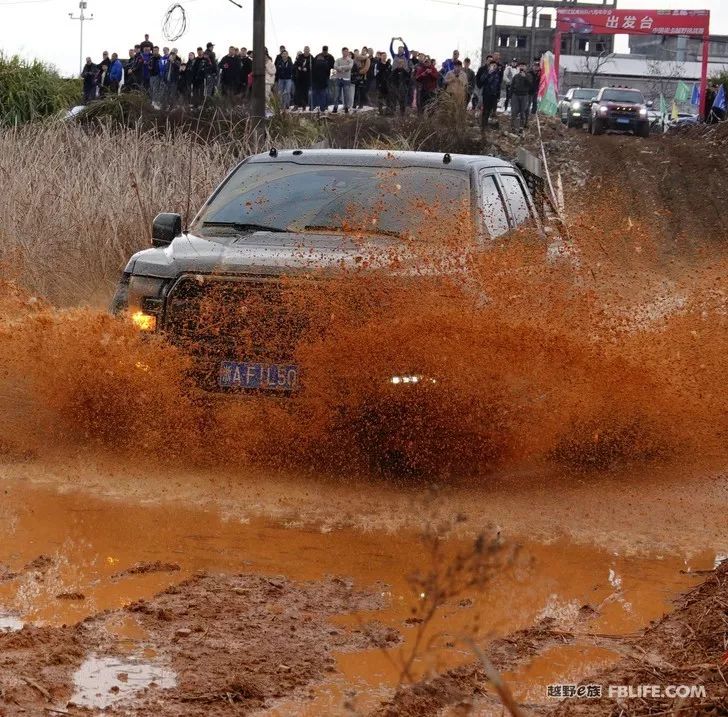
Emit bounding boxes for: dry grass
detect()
[0,99,485,307]
[0,121,277,307]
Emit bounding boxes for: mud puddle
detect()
[70,653,177,709]
[0,477,718,714]
[0,613,23,631]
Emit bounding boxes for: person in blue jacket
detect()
[441,50,460,76]
[389,36,409,64]
[108,53,123,95]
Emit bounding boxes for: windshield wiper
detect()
[304,225,403,239]
[201,221,287,233]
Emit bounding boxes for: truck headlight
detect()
[639,107,648,117]
[131,311,157,332]
[390,375,437,386]
[126,275,168,331]
[571,101,581,110]
[599,105,608,114]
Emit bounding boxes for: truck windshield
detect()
[601,89,644,104]
[192,162,470,239]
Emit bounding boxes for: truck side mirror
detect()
[152,213,182,247]
[646,100,654,109]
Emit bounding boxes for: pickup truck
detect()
[111,149,538,392]
[589,87,651,138]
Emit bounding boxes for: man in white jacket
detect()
[332,47,354,113]
[503,58,518,111]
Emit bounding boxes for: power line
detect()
[0,0,57,5]
[425,0,482,10]
[425,0,724,43]
[267,0,278,51]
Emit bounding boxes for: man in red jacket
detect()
[415,57,439,113]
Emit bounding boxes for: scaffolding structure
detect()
[482,0,617,62]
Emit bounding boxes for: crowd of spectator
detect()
[81,33,544,133]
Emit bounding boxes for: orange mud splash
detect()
[0,197,725,478]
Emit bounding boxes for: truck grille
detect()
[163,275,311,391]
[608,105,638,120]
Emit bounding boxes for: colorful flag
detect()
[659,94,667,115]
[671,101,679,120]
[674,81,690,103]
[537,51,559,116]
[690,83,700,106]
[713,85,727,111]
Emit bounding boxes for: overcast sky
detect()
[1,0,726,76]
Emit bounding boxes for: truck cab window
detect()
[480,174,510,238]
[499,174,532,227]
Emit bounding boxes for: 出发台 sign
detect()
[556,8,710,37]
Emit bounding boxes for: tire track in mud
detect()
[577,132,728,247]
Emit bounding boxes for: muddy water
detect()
[69,654,176,709]
[0,476,717,713]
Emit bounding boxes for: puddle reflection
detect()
[0,612,23,631]
[69,653,176,710]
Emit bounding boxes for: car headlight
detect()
[639,107,648,117]
[126,275,168,331]
[131,311,157,332]
[389,374,437,386]
[391,374,422,385]
[571,101,581,110]
[599,105,608,114]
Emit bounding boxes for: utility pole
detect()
[251,0,266,140]
[68,1,93,76]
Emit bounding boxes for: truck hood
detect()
[125,230,409,279]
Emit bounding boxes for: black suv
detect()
[589,87,651,137]
[112,150,538,392]
[558,87,597,128]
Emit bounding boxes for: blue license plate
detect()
[219,361,299,391]
[617,118,630,124]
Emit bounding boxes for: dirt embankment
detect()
[372,560,728,717]
[0,572,398,716]
[485,116,728,250]
[552,559,728,717]
[373,617,579,716]
[564,129,728,246]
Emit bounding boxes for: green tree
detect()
[709,70,728,95]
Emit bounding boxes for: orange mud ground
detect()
[0,129,727,715]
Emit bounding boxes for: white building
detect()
[559,53,728,101]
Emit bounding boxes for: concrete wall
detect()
[559,54,728,104]
[561,71,688,102]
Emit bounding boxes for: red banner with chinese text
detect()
[556,8,710,38]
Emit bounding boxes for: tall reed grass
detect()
[0,122,249,305]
